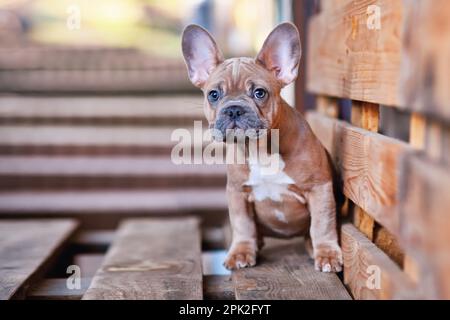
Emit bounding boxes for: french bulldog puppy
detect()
[181,23,342,272]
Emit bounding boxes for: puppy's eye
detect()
[208,90,220,103]
[253,88,267,100]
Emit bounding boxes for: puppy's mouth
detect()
[212,107,268,142]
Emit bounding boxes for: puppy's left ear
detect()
[256,22,301,87]
[182,24,224,88]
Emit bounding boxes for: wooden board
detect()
[0,156,225,190]
[203,275,235,300]
[399,154,450,299]
[400,0,450,122]
[307,0,403,106]
[232,238,351,300]
[341,224,415,299]
[0,95,203,118]
[0,219,78,299]
[74,254,105,277]
[82,218,203,299]
[350,101,379,240]
[0,189,226,213]
[306,111,413,234]
[0,189,227,228]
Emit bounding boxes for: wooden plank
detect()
[351,101,379,133]
[404,112,426,282]
[0,156,226,190]
[203,275,235,300]
[409,113,426,150]
[232,238,351,300]
[350,101,379,239]
[400,0,450,122]
[0,126,199,147]
[0,189,226,213]
[0,95,203,120]
[307,0,403,106]
[82,218,203,300]
[341,223,415,299]
[307,111,413,234]
[74,254,105,277]
[0,156,224,176]
[28,278,91,300]
[0,69,194,94]
[316,96,339,118]
[399,154,450,299]
[0,219,78,299]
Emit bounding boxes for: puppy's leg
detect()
[223,188,258,270]
[307,182,343,273]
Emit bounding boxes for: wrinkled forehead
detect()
[205,57,279,93]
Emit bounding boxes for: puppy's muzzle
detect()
[212,104,267,142]
[222,105,246,121]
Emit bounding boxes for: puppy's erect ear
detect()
[256,23,301,87]
[182,25,223,88]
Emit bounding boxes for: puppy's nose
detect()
[223,106,246,120]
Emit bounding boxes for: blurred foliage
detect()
[21,0,200,58]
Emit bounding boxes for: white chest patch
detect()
[244,154,305,203]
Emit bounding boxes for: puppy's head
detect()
[182,23,301,140]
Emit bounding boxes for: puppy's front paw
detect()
[314,243,343,273]
[223,242,257,270]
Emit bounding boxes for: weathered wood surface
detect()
[350,101,379,240]
[0,47,192,93]
[0,95,203,125]
[83,218,203,300]
[306,111,413,234]
[0,126,196,147]
[203,275,235,300]
[232,238,351,300]
[74,254,105,277]
[400,0,450,122]
[399,154,450,299]
[0,189,226,213]
[341,224,415,299]
[0,219,78,299]
[0,156,225,190]
[307,0,403,106]
[28,278,92,300]
[0,189,227,228]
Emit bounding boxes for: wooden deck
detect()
[0,94,351,300]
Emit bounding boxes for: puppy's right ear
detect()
[182,25,223,88]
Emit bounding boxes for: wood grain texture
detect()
[307,111,413,234]
[307,0,403,106]
[0,219,78,299]
[74,254,105,277]
[82,218,203,300]
[341,224,415,299]
[399,154,450,299]
[203,275,235,300]
[400,0,450,122]
[232,238,351,300]
[351,101,379,239]
[0,95,203,122]
[0,156,225,190]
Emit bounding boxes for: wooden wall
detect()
[301,0,450,299]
